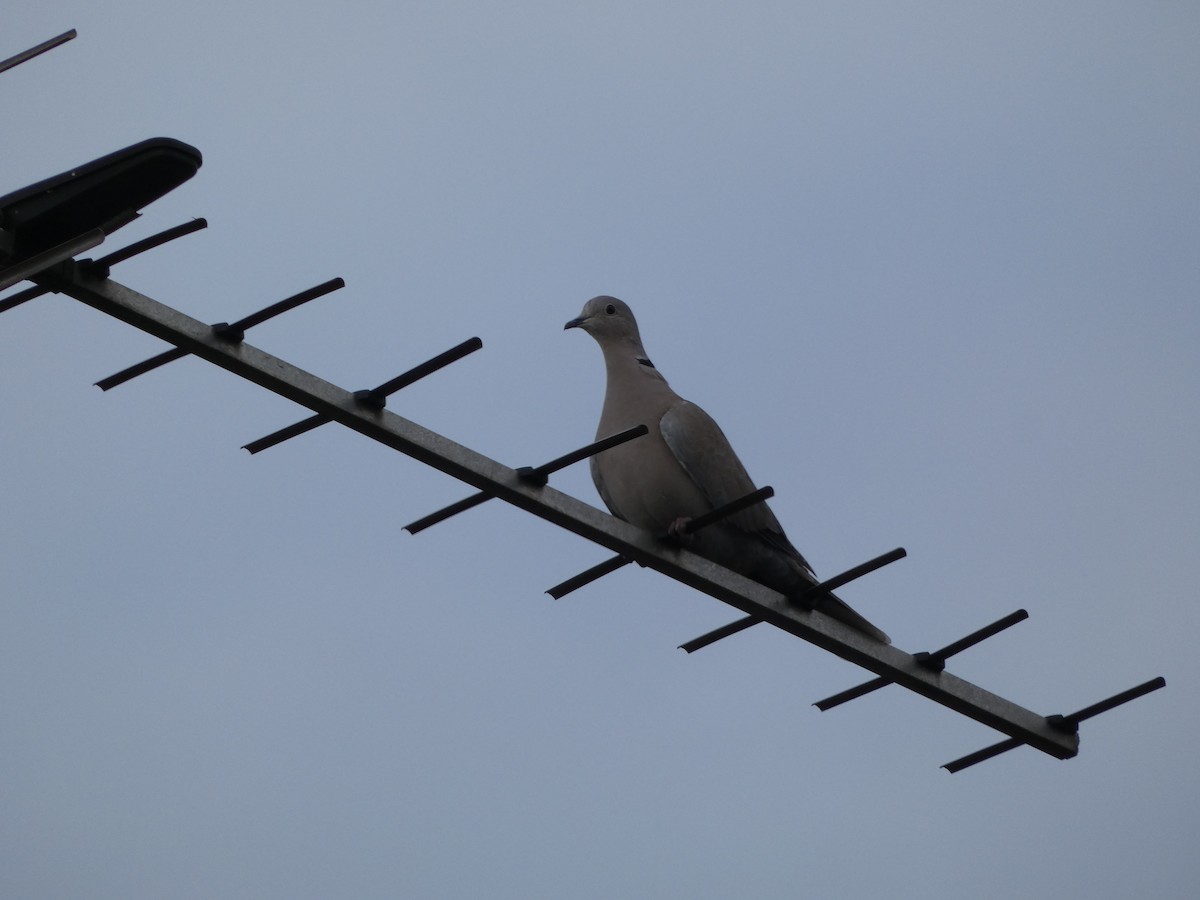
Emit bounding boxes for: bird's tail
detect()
[692,526,891,643]
[813,592,891,644]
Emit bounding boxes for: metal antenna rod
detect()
[0,29,77,75]
[679,486,776,535]
[942,676,1166,773]
[243,336,482,453]
[85,219,208,275]
[353,338,483,409]
[813,609,1029,711]
[545,487,775,599]
[33,266,1163,765]
[219,276,339,336]
[405,425,649,535]
[680,547,906,653]
[2,220,207,315]
[545,555,632,600]
[96,275,342,391]
[96,347,190,390]
[0,228,105,292]
[0,283,49,315]
[516,424,650,487]
[1053,676,1168,730]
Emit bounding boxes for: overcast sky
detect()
[3,3,1197,898]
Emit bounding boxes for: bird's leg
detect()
[788,589,819,610]
[665,516,696,544]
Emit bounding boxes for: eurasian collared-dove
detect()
[566,295,890,643]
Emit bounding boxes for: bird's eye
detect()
[605,304,616,315]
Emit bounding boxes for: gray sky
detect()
[3,3,1197,898]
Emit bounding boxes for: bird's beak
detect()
[564,316,587,330]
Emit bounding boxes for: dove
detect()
[565,295,890,643]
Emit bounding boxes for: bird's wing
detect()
[659,400,786,537]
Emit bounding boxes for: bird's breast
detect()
[591,419,711,535]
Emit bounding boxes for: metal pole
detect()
[35,264,1081,761]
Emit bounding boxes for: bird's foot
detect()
[789,591,819,611]
[664,516,696,544]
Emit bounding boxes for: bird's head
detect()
[564,296,643,348]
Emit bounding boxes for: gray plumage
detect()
[565,295,889,643]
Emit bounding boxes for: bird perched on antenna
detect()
[566,295,889,643]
